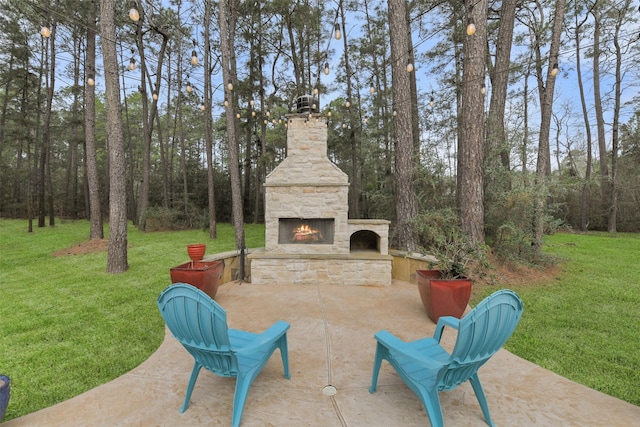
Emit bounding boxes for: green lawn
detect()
[1,220,638,421]
[472,231,640,406]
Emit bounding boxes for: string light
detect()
[128,1,140,22]
[186,81,192,92]
[227,81,233,91]
[369,83,375,94]
[200,102,206,111]
[466,17,476,36]
[313,87,319,95]
[40,22,51,38]
[152,92,158,100]
[87,75,95,86]
[129,57,136,71]
[345,99,351,108]
[236,112,240,119]
[334,23,341,40]
[480,83,486,95]
[250,99,255,107]
[224,99,229,107]
[406,60,414,73]
[251,110,256,117]
[324,62,330,75]
[191,50,198,66]
[551,63,559,76]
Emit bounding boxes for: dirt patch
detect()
[52,239,109,256]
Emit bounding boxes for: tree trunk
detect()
[204,0,217,239]
[533,0,566,250]
[592,7,609,229]
[387,0,418,251]
[85,0,103,239]
[101,0,128,273]
[458,0,488,245]
[219,0,246,263]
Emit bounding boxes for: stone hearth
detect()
[248,113,392,286]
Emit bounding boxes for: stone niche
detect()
[248,113,392,286]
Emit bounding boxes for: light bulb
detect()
[327,111,332,117]
[342,123,346,128]
[266,111,270,117]
[191,50,198,65]
[272,119,276,124]
[224,99,229,107]
[251,111,256,117]
[129,2,140,21]
[87,76,95,86]
[200,104,205,111]
[324,63,330,75]
[308,113,313,119]
[429,98,434,107]
[312,103,316,110]
[313,87,319,95]
[227,81,233,91]
[345,100,351,108]
[152,92,158,100]
[186,82,192,93]
[406,62,414,72]
[40,24,51,38]
[370,85,375,94]
[551,63,559,76]
[278,118,282,124]
[129,58,136,71]
[264,119,268,124]
[334,24,341,40]
[466,19,476,36]
[250,99,254,107]
[236,113,241,119]
[480,83,486,95]
[393,110,397,116]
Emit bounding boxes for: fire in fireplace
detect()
[278,218,334,244]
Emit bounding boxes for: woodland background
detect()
[0,0,639,268]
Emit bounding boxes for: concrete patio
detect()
[5,280,640,426]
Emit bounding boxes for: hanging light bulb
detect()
[236,112,241,119]
[551,63,559,76]
[40,22,51,38]
[278,118,283,124]
[480,83,486,95]
[224,99,229,107]
[313,87,319,95]
[227,81,233,91]
[191,50,198,66]
[87,75,95,86]
[364,117,368,124]
[334,23,341,40]
[327,111,332,117]
[312,103,317,110]
[308,113,313,119]
[342,123,346,128]
[345,99,351,108]
[324,62,330,75]
[250,99,255,107]
[369,84,375,94]
[129,1,140,21]
[186,81,192,93]
[251,110,256,117]
[129,57,136,71]
[406,60,414,73]
[272,119,276,124]
[466,17,476,36]
[393,110,397,116]
[200,103,206,111]
[264,119,268,124]
[266,110,271,117]
[429,97,434,107]
[152,92,158,100]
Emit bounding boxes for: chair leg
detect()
[278,336,291,379]
[469,373,495,427]
[421,388,445,427]
[231,375,253,427]
[369,342,385,393]
[180,362,203,413]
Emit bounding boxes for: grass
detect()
[472,231,640,407]
[0,219,265,421]
[1,221,638,421]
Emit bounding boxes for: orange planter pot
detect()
[170,260,224,300]
[186,244,206,261]
[416,269,472,323]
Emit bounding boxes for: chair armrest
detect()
[234,320,290,355]
[433,316,460,343]
[374,330,446,370]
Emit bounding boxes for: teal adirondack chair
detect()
[157,283,290,427]
[370,289,523,427]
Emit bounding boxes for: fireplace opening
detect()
[279,218,334,244]
[350,230,380,253]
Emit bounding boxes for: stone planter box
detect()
[170,260,224,300]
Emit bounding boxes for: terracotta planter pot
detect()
[170,260,223,300]
[186,244,206,261]
[416,269,472,323]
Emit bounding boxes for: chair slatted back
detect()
[158,284,239,377]
[439,290,523,390]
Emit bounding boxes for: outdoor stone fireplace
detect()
[248,111,392,286]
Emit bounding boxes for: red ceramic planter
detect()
[186,244,206,261]
[170,260,224,300]
[416,269,472,323]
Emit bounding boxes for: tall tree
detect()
[203,0,217,239]
[101,0,128,273]
[387,0,418,251]
[85,0,103,239]
[458,0,488,244]
[533,0,566,250]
